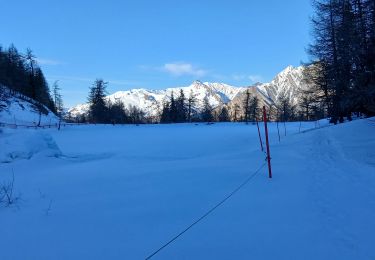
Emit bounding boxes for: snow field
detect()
[0,119,374,259]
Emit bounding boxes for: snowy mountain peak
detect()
[192,80,204,85]
[68,65,307,118]
[256,65,306,106]
[280,65,294,74]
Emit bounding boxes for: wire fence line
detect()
[0,121,155,129]
[0,121,86,129]
[145,161,267,260]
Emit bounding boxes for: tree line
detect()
[83,84,234,124]
[159,89,235,123]
[307,0,375,123]
[0,44,62,115]
[78,79,146,124]
[158,89,284,123]
[83,82,321,125]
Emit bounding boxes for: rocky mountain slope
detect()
[256,66,306,106]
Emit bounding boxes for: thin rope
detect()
[145,162,267,259]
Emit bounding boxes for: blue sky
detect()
[1,0,313,107]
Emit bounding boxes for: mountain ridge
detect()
[68,65,307,119]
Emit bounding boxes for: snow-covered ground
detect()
[0,97,59,126]
[0,119,374,259]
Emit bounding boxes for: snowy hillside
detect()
[0,94,59,126]
[68,66,306,117]
[1,118,374,259]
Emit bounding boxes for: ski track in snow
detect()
[308,123,375,260]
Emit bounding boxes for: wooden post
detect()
[263,106,272,179]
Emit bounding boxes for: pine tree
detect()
[34,68,54,111]
[52,81,64,129]
[187,90,198,122]
[160,101,171,123]
[243,89,251,123]
[25,48,37,100]
[309,0,344,123]
[349,0,375,115]
[301,62,328,118]
[52,81,64,116]
[108,99,128,124]
[88,79,108,123]
[0,45,57,114]
[128,105,145,124]
[308,0,375,120]
[276,93,295,122]
[218,106,230,122]
[169,91,177,123]
[233,104,241,122]
[249,96,260,122]
[0,84,8,105]
[201,97,213,122]
[176,89,187,122]
[5,45,29,94]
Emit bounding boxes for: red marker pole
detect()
[263,106,272,179]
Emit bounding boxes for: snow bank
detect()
[0,128,62,163]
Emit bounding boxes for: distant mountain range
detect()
[68,65,307,118]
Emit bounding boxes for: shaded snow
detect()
[0,128,62,163]
[0,119,374,259]
[0,97,59,125]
